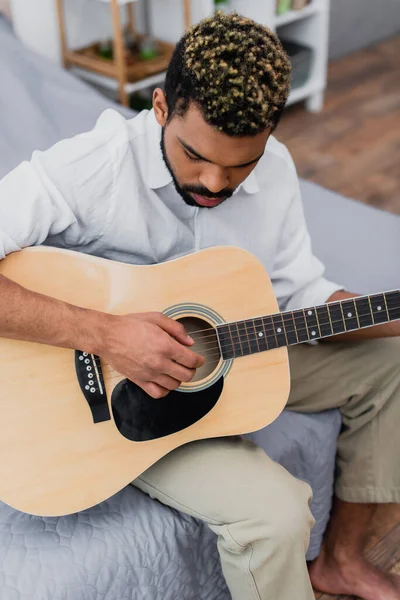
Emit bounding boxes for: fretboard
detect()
[217,290,400,360]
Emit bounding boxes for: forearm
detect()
[0,274,109,354]
[323,290,400,342]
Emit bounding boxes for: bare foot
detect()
[309,545,400,600]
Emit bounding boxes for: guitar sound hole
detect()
[176,316,221,382]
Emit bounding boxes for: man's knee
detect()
[225,459,314,552]
[260,473,314,548]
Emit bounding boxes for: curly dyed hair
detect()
[164,11,291,136]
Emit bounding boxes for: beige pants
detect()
[132,337,400,600]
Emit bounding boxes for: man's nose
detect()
[199,166,229,194]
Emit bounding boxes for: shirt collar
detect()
[145,109,260,195]
[146,109,173,190]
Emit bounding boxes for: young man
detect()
[0,11,399,600]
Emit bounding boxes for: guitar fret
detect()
[263,315,278,349]
[218,290,400,363]
[339,302,346,331]
[368,295,375,325]
[280,313,289,346]
[292,309,309,343]
[272,314,287,347]
[253,317,268,352]
[315,307,322,336]
[245,320,259,355]
[216,324,234,360]
[327,304,334,332]
[231,322,243,357]
[226,324,234,358]
[383,294,390,319]
[304,307,320,340]
[228,323,238,358]
[252,319,260,353]
[355,297,374,328]
[302,309,310,338]
[263,316,276,349]
[292,310,309,344]
[385,291,400,321]
[282,312,298,345]
[354,299,361,328]
[341,299,359,331]
[370,293,389,324]
[316,305,333,338]
[328,303,346,334]
[229,323,237,358]
[237,321,251,356]
[292,311,299,343]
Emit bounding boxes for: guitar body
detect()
[0,245,289,516]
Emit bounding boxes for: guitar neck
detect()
[217,290,400,360]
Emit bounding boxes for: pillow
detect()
[0,0,11,19]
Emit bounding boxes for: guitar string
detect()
[93,306,400,356]
[167,304,400,349]
[85,294,400,367]
[97,307,400,373]
[107,292,399,341]
[102,304,400,386]
[88,307,400,379]
[96,305,400,361]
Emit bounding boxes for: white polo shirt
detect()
[0,108,342,310]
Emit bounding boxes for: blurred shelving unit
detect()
[55,0,329,112]
[275,0,330,111]
[55,0,192,106]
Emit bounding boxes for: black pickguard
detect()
[111,378,224,441]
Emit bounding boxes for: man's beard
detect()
[160,128,235,208]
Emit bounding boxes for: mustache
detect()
[181,185,235,199]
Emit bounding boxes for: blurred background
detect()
[3,0,399,215]
[0,3,399,599]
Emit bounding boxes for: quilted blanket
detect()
[0,409,341,600]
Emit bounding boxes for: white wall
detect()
[329,0,400,59]
[11,0,62,63]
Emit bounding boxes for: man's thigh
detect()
[287,337,400,412]
[131,436,312,527]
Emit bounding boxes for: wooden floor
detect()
[278,35,400,600]
[277,35,400,215]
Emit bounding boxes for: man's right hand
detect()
[0,274,204,399]
[100,312,205,399]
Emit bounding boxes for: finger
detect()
[155,374,182,391]
[170,343,205,369]
[143,382,170,399]
[165,362,197,384]
[156,314,194,346]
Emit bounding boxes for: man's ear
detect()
[153,88,168,126]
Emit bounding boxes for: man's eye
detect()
[184,150,201,163]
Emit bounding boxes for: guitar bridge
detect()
[75,351,111,423]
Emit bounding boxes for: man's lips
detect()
[191,193,225,207]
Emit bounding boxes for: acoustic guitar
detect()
[0,245,398,517]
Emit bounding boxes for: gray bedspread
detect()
[0,410,341,600]
[0,17,132,180]
[3,13,399,600]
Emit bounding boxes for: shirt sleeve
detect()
[0,109,120,260]
[272,150,344,311]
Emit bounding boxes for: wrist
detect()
[71,307,116,356]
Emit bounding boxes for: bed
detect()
[1,14,399,600]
